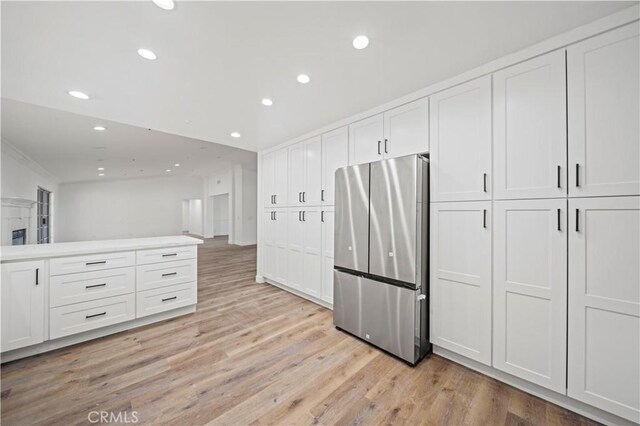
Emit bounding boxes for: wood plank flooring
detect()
[1,238,597,425]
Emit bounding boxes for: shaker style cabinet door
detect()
[273,148,289,206]
[493,199,567,393]
[304,137,323,206]
[321,207,335,304]
[262,210,276,280]
[349,114,384,165]
[1,261,45,352]
[288,142,306,207]
[383,97,429,159]
[302,208,322,299]
[321,127,349,206]
[273,209,288,284]
[568,196,640,423]
[286,209,305,290]
[262,152,276,207]
[494,50,567,200]
[430,201,492,365]
[430,75,492,202]
[568,22,640,197]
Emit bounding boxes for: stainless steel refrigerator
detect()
[333,154,430,365]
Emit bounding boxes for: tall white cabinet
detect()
[263,148,288,206]
[321,127,349,206]
[289,137,322,207]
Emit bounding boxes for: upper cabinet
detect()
[494,51,567,200]
[349,98,429,166]
[568,22,640,197]
[263,148,288,207]
[321,126,349,206]
[289,137,322,207]
[430,76,492,202]
[383,98,429,159]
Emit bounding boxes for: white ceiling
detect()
[1,98,256,183]
[1,2,634,152]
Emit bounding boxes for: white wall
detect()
[204,167,232,239]
[237,166,257,245]
[56,175,203,242]
[188,198,203,237]
[212,193,229,236]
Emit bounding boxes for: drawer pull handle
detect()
[86,312,106,319]
[162,296,177,302]
[162,272,177,277]
[162,253,178,257]
[86,283,107,289]
[86,261,107,266]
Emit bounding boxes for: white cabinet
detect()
[321,127,349,206]
[289,137,322,206]
[494,51,567,200]
[287,209,305,290]
[263,209,287,284]
[493,199,567,392]
[349,114,384,165]
[568,196,640,423]
[262,209,276,280]
[383,97,429,158]
[430,201,492,365]
[1,261,45,351]
[288,142,305,206]
[321,207,335,303]
[430,76,492,202]
[568,22,640,197]
[287,208,322,297]
[263,148,288,206]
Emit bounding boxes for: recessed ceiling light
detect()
[97,167,104,171]
[297,74,310,84]
[152,0,174,10]
[166,169,172,172]
[174,163,180,167]
[137,48,157,60]
[230,132,241,138]
[261,98,273,106]
[98,173,105,177]
[68,90,89,100]
[352,35,369,50]
[93,126,107,131]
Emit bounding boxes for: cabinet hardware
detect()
[298,211,302,221]
[162,272,177,277]
[575,208,580,232]
[321,189,324,202]
[298,192,302,202]
[35,268,39,285]
[86,261,107,266]
[575,164,580,187]
[273,211,277,221]
[557,166,561,188]
[274,195,277,204]
[483,173,488,193]
[483,209,487,228]
[162,296,177,302]
[302,192,306,203]
[86,312,106,319]
[302,211,306,221]
[378,140,381,155]
[321,211,325,222]
[557,209,561,231]
[162,253,177,257]
[384,138,388,154]
[86,283,107,289]
[270,211,274,220]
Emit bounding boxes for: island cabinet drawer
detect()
[50,294,135,339]
[50,267,135,308]
[136,282,197,318]
[136,259,196,291]
[136,245,197,265]
[50,252,135,276]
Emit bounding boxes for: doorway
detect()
[212,194,229,237]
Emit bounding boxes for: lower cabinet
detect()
[1,261,45,351]
[568,196,640,423]
[321,207,335,304]
[493,199,567,393]
[430,201,492,365]
[263,209,287,284]
[287,208,322,299]
[136,282,197,318]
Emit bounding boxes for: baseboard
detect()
[1,305,196,363]
[264,278,333,310]
[255,275,265,283]
[433,346,636,426]
[234,240,257,246]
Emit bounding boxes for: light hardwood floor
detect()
[1,238,597,425]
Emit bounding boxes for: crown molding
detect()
[1,138,60,184]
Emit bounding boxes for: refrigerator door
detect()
[334,163,370,273]
[333,269,422,363]
[369,155,422,286]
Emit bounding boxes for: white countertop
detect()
[1,236,203,262]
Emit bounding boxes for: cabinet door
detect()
[322,127,349,206]
[288,143,305,207]
[304,136,323,206]
[262,210,275,280]
[383,97,429,159]
[568,23,640,197]
[1,260,45,351]
[321,207,335,304]
[262,152,276,207]
[273,209,288,284]
[493,199,567,392]
[274,148,289,206]
[568,196,640,423]
[349,114,384,165]
[302,208,322,299]
[430,201,492,365]
[430,76,492,201]
[287,209,305,290]
[494,51,567,200]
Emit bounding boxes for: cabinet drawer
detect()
[136,282,197,318]
[136,259,197,291]
[50,294,135,339]
[136,245,197,265]
[50,267,135,308]
[50,252,135,276]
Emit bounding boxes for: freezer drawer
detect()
[333,269,427,364]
